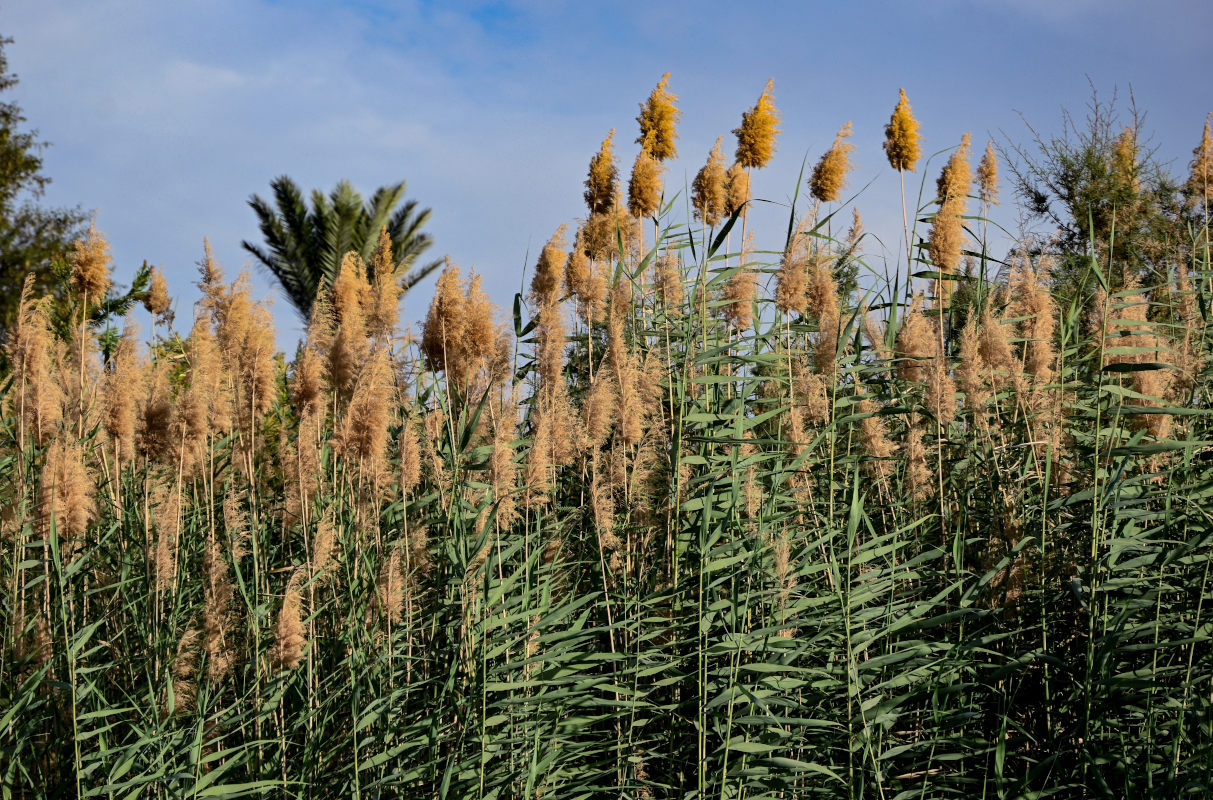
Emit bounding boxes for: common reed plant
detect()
[2,84,1212,800]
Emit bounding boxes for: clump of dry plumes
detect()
[366,227,403,342]
[855,385,895,481]
[1010,253,1058,385]
[978,139,999,206]
[334,346,394,484]
[272,570,307,671]
[653,252,685,310]
[776,216,812,316]
[636,72,680,162]
[628,135,664,219]
[69,221,112,301]
[883,88,921,172]
[734,79,781,169]
[810,121,855,203]
[327,252,372,395]
[421,261,511,398]
[692,137,728,226]
[806,253,842,374]
[894,295,935,383]
[202,540,235,683]
[169,627,201,715]
[722,250,758,332]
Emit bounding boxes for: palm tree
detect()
[242,176,442,320]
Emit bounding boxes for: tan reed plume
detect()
[367,227,403,342]
[8,277,64,446]
[102,321,146,464]
[855,385,895,481]
[1113,126,1140,191]
[775,215,811,316]
[144,266,173,323]
[809,121,855,203]
[334,346,394,483]
[977,140,999,206]
[628,133,664,219]
[271,569,307,671]
[1009,252,1057,385]
[733,79,781,170]
[904,421,934,502]
[202,540,235,682]
[692,137,728,227]
[724,162,751,218]
[585,129,618,215]
[927,133,973,301]
[69,221,112,301]
[636,72,680,162]
[328,252,372,395]
[894,295,934,383]
[376,548,405,626]
[169,627,201,714]
[956,313,989,416]
[38,438,95,547]
[653,252,685,311]
[883,88,921,173]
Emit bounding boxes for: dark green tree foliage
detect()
[242,176,441,321]
[1005,91,1186,300]
[0,36,87,336]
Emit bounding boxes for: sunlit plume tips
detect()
[809,121,855,203]
[733,79,781,170]
[144,266,173,321]
[636,72,680,162]
[1187,113,1213,203]
[883,88,921,173]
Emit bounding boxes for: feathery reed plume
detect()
[69,221,112,301]
[927,133,972,301]
[531,225,568,306]
[335,346,394,481]
[883,88,921,172]
[311,511,337,578]
[328,252,372,395]
[653,252,685,310]
[722,267,758,331]
[585,129,618,215]
[636,72,680,162]
[977,140,999,206]
[805,251,842,374]
[367,227,403,342]
[733,79,781,169]
[862,307,892,364]
[530,227,570,385]
[59,324,102,435]
[169,627,201,715]
[692,137,728,227]
[176,318,233,471]
[809,121,855,203]
[420,261,466,375]
[399,417,421,497]
[978,301,1019,391]
[150,478,181,595]
[565,226,594,316]
[202,540,235,683]
[490,393,519,526]
[421,260,513,398]
[102,321,145,464]
[926,358,957,426]
[628,133,664,219]
[1187,113,1213,204]
[290,341,326,419]
[284,410,320,524]
[1010,252,1057,385]
[957,313,989,415]
[271,570,306,671]
[376,548,405,625]
[39,438,94,546]
[223,492,251,562]
[724,162,751,218]
[855,385,894,481]
[894,295,934,383]
[584,193,642,263]
[904,421,934,502]
[8,277,64,446]
[775,215,811,315]
[607,282,645,447]
[591,469,621,571]
[582,373,617,449]
[140,359,176,461]
[144,266,173,323]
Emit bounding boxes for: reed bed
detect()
[2,82,1212,798]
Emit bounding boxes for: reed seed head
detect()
[692,137,728,227]
[809,121,855,203]
[628,136,664,219]
[733,79,781,169]
[636,72,680,162]
[724,162,751,218]
[144,266,173,321]
[978,139,999,205]
[69,221,112,300]
[272,570,306,671]
[1187,113,1213,203]
[883,88,921,172]
[585,129,619,215]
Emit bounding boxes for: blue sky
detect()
[6,0,1212,348]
